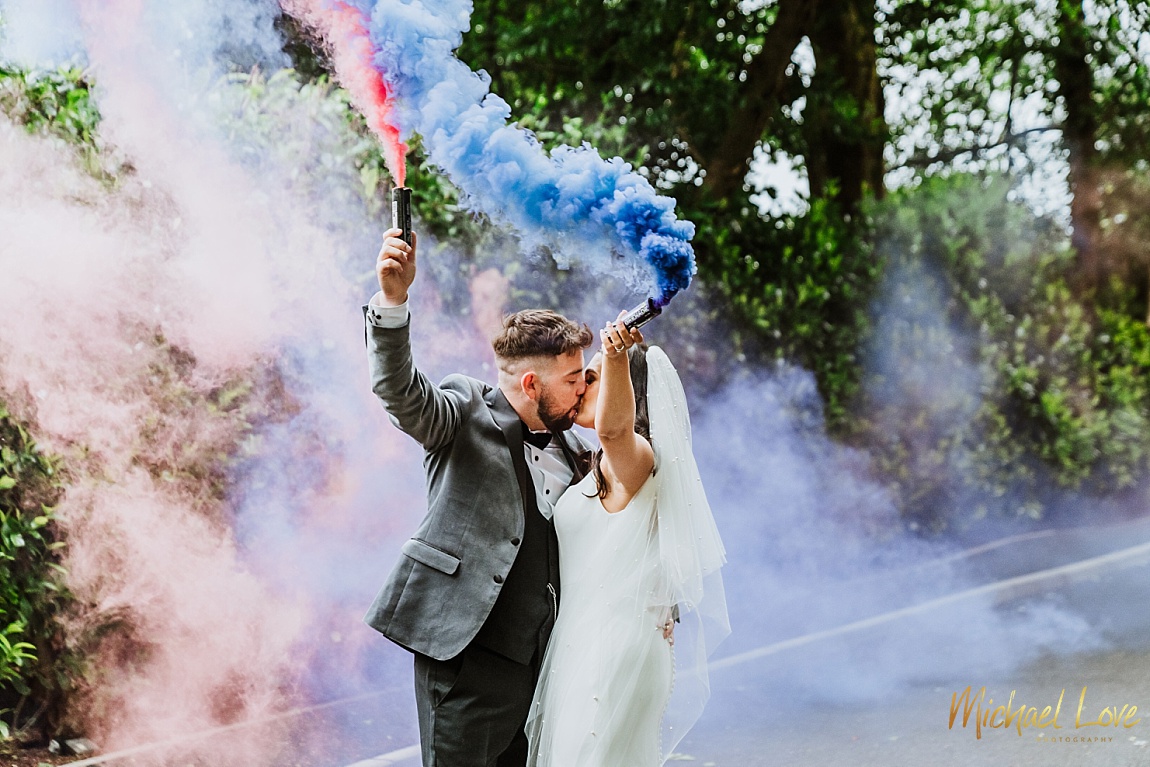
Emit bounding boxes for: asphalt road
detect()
[344,517,1150,767]
[679,647,1150,767]
[70,519,1150,767]
[672,529,1150,767]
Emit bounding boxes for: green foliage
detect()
[0,65,97,143]
[0,404,71,738]
[693,193,882,430]
[0,64,106,177]
[0,622,36,688]
[211,69,389,228]
[428,2,887,419]
[457,0,777,188]
[859,175,1150,532]
[883,0,1150,167]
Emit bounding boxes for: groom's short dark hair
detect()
[492,309,593,362]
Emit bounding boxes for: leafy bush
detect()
[0,404,70,740]
[858,175,1150,533]
[0,64,109,178]
[691,192,882,431]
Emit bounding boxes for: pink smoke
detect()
[0,118,297,760]
[0,3,432,760]
[281,0,407,186]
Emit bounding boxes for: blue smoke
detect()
[365,0,696,305]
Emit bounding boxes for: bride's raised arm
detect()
[595,314,655,505]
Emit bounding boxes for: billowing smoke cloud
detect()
[690,364,1102,709]
[0,0,439,759]
[281,0,696,307]
[0,115,309,761]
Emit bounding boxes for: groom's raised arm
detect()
[364,228,462,452]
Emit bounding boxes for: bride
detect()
[525,315,730,766]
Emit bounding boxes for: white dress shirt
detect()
[524,436,574,520]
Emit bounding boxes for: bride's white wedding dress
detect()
[527,470,671,766]
[525,347,729,767]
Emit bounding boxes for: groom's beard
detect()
[537,386,577,432]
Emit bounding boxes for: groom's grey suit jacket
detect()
[362,315,589,662]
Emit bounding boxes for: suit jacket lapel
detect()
[485,387,529,508]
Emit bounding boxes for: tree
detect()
[458,0,891,215]
[696,0,824,201]
[282,0,1142,417]
[451,0,890,422]
[885,0,1150,306]
[1053,0,1103,287]
[803,0,887,213]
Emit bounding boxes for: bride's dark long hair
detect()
[582,344,651,500]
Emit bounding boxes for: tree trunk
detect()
[700,0,822,200]
[1053,0,1104,291]
[804,0,887,215]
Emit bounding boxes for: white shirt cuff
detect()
[366,292,410,328]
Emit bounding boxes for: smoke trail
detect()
[279,0,406,184]
[279,0,696,306]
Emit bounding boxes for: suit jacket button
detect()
[494,574,504,584]
[510,537,521,546]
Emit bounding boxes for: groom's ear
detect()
[520,370,540,401]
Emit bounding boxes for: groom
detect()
[362,227,595,766]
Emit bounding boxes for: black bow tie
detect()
[523,425,552,450]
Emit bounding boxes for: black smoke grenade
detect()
[620,298,663,331]
[392,187,413,245]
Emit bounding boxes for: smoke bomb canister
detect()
[620,298,662,331]
[392,187,413,245]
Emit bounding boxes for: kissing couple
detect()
[362,228,729,766]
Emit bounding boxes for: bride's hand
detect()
[600,311,644,358]
[662,619,674,645]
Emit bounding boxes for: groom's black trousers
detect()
[412,446,559,766]
[414,642,540,767]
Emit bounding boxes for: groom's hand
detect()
[377,227,417,306]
